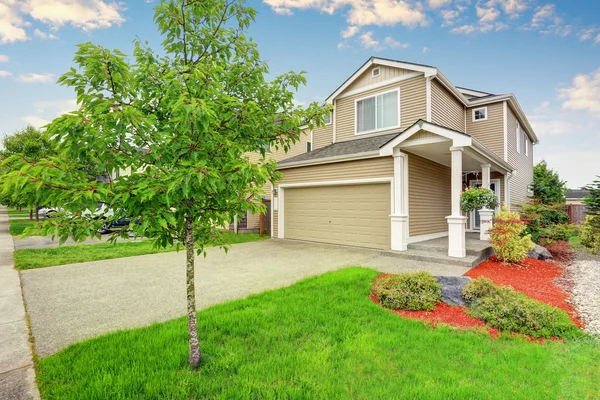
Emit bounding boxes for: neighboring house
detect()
[566,188,590,205]
[246,57,538,258]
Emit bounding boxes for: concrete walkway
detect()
[21,239,470,358]
[0,207,39,400]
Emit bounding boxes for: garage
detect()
[282,183,391,249]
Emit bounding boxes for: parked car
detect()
[38,206,63,219]
[86,203,135,234]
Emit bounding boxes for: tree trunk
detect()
[35,205,39,222]
[29,208,33,221]
[185,216,201,368]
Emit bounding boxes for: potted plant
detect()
[461,187,499,240]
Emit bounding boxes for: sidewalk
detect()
[0,207,39,399]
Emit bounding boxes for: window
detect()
[306,142,312,153]
[472,107,487,122]
[323,112,331,125]
[525,137,529,157]
[372,67,380,78]
[259,143,271,154]
[355,89,399,135]
[516,121,521,154]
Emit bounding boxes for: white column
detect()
[446,146,467,258]
[391,148,409,251]
[479,163,492,241]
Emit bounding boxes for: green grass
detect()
[568,231,581,248]
[8,208,33,217]
[37,268,600,400]
[8,219,45,236]
[14,232,268,270]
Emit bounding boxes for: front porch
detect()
[380,120,514,259]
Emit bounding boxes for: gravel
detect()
[562,251,600,336]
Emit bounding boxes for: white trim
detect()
[503,101,508,162]
[332,99,337,143]
[335,72,420,100]
[472,106,488,122]
[372,67,380,78]
[278,151,381,169]
[310,129,313,144]
[464,105,467,133]
[277,177,394,240]
[456,87,492,98]
[407,232,448,244]
[504,173,510,206]
[400,136,450,148]
[323,112,332,126]
[354,88,401,136]
[426,77,432,122]
[270,183,274,238]
[524,136,529,157]
[380,120,472,156]
[434,73,469,106]
[469,178,501,230]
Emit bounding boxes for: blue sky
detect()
[0,0,599,188]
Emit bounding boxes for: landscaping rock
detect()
[528,244,553,260]
[563,259,600,337]
[435,276,472,306]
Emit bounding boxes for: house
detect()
[245,57,538,259]
[566,188,590,205]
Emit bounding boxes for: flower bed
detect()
[371,256,584,339]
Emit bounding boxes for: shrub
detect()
[488,205,535,263]
[461,187,499,212]
[542,240,574,263]
[580,215,600,255]
[520,200,570,244]
[462,278,580,338]
[373,272,442,311]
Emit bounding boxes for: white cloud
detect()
[359,31,382,51]
[428,0,451,8]
[476,6,499,24]
[33,28,58,40]
[337,42,349,50]
[543,150,600,188]
[0,54,9,63]
[15,72,55,83]
[439,9,460,26]
[488,0,531,17]
[533,100,550,113]
[422,46,429,53]
[21,115,50,129]
[384,36,409,48]
[529,115,580,136]
[34,99,77,115]
[341,25,359,39]
[559,69,600,114]
[451,24,477,34]
[0,0,125,44]
[0,70,12,77]
[579,27,597,41]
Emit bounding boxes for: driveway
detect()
[20,239,470,357]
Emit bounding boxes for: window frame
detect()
[516,121,521,154]
[372,67,380,78]
[323,112,332,125]
[306,141,312,153]
[472,107,488,122]
[524,136,529,157]
[354,88,401,136]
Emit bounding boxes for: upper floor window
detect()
[372,67,380,78]
[323,112,332,125]
[306,142,312,153]
[472,107,487,122]
[355,89,400,135]
[516,121,521,154]
[524,137,529,157]
[258,143,271,154]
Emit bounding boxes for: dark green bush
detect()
[373,272,442,311]
[462,278,580,338]
[520,200,570,244]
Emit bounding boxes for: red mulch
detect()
[371,256,583,339]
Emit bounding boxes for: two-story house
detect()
[246,57,538,259]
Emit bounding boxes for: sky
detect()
[0,0,599,189]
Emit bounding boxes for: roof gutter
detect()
[277,150,381,170]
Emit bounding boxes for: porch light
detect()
[272,188,278,196]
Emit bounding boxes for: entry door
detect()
[470,180,500,230]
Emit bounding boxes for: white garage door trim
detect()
[277,177,394,240]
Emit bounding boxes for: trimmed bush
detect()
[488,205,535,263]
[580,215,600,255]
[373,272,442,311]
[462,278,579,338]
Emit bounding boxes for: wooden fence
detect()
[568,204,587,225]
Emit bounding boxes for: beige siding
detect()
[345,65,412,93]
[335,75,427,143]
[313,123,333,150]
[273,157,394,237]
[244,127,312,164]
[466,101,504,159]
[283,184,391,249]
[431,79,465,132]
[506,106,534,211]
[407,152,451,237]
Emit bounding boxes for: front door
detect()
[470,179,500,230]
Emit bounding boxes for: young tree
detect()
[530,161,567,204]
[583,177,600,216]
[1,0,326,368]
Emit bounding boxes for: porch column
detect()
[391,148,409,251]
[446,146,467,258]
[479,163,493,241]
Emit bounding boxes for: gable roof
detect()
[566,189,590,199]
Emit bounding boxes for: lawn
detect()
[36,268,600,400]
[8,219,45,236]
[14,232,268,270]
[8,208,33,218]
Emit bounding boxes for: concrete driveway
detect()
[20,239,470,358]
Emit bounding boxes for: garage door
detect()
[284,183,391,249]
